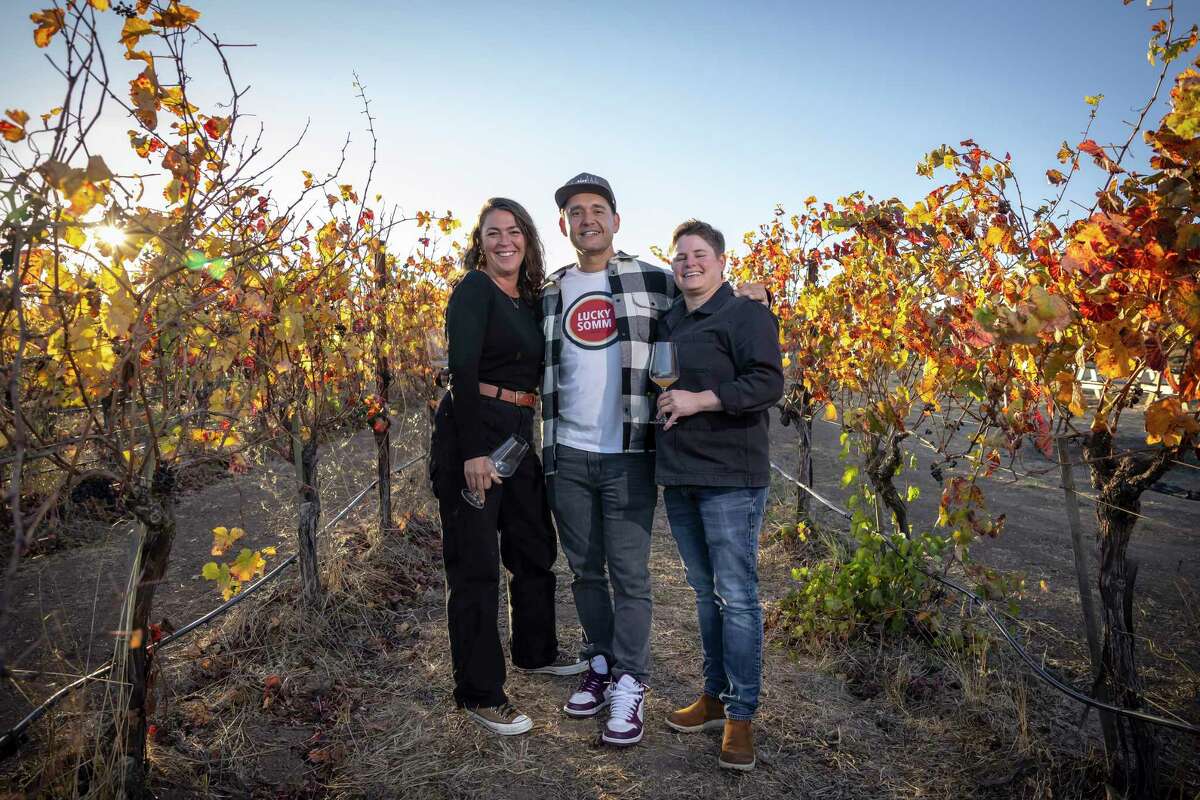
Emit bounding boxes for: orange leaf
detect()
[1145,398,1199,447]
[151,1,200,28]
[30,8,65,48]
[0,121,24,144]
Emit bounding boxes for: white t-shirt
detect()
[556,267,623,453]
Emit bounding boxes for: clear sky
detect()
[1,1,1194,268]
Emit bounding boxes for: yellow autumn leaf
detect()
[120,16,153,48]
[1054,371,1074,404]
[151,1,200,28]
[823,403,838,422]
[229,548,266,582]
[30,8,65,48]
[1145,397,1199,448]
[63,226,86,249]
[130,67,160,130]
[99,267,137,338]
[210,525,245,557]
[1093,322,1135,380]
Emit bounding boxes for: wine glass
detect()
[462,435,530,509]
[649,341,679,424]
[424,328,449,387]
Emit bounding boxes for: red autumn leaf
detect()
[0,120,24,143]
[1077,139,1124,174]
[1079,301,1118,322]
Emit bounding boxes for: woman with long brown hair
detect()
[429,197,584,735]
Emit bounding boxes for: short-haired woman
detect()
[430,198,584,736]
[654,219,784,770]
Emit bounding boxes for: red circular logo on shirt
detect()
[564,291,617,350]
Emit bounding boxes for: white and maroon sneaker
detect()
[602,674,646,746]
[564,655,611,718]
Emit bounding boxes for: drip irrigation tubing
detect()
[0,452,427,759]
[767,460,1200,737]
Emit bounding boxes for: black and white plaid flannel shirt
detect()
[540,251,678,475]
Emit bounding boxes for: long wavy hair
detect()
[461,197,546,305]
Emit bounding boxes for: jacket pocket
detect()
[631,293,672,313]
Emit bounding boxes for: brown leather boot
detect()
[665,693,725,733]
[719,719,755,771]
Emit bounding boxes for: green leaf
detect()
[906,485,920,502]
[201,562,220,580]
[841,466,859,487]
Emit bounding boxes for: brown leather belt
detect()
[478,382,537,408]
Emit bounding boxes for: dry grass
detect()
[7,466,1196,798]
[140,487,1111,800]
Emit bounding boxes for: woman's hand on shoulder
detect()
[464,455,500,497]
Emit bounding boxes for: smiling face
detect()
[480,209,526,280]
[671,233,726,302]
[559,192,620,260]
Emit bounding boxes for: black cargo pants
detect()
[429,392,559,708]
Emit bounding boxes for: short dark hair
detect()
[670,219,725,256]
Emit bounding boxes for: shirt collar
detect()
[544,250,639,286]
[686,281,734,317]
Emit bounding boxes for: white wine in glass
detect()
[462,435,529,509]
[424,328,449,370]
[649,341,679,423]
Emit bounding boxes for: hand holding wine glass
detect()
[425,328,450,387]
[462,435,529,509]
[649,341,678,425]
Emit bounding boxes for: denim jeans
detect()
[548,445,657,683]
[663,485,768,720]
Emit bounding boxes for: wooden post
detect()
[373,251,393,535]
[1055,434,1117,756]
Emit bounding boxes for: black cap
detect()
[554,172,616,212]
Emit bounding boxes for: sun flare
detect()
[94,224,126,248]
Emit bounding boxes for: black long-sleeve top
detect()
[446,269,543,460]
[654,282,784,487]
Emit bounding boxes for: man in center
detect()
[541,173,766,746]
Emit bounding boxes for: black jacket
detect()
[654,282,784,488]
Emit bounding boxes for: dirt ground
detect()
[1,407,1198,798]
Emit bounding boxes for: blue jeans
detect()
[663,486,768,720]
